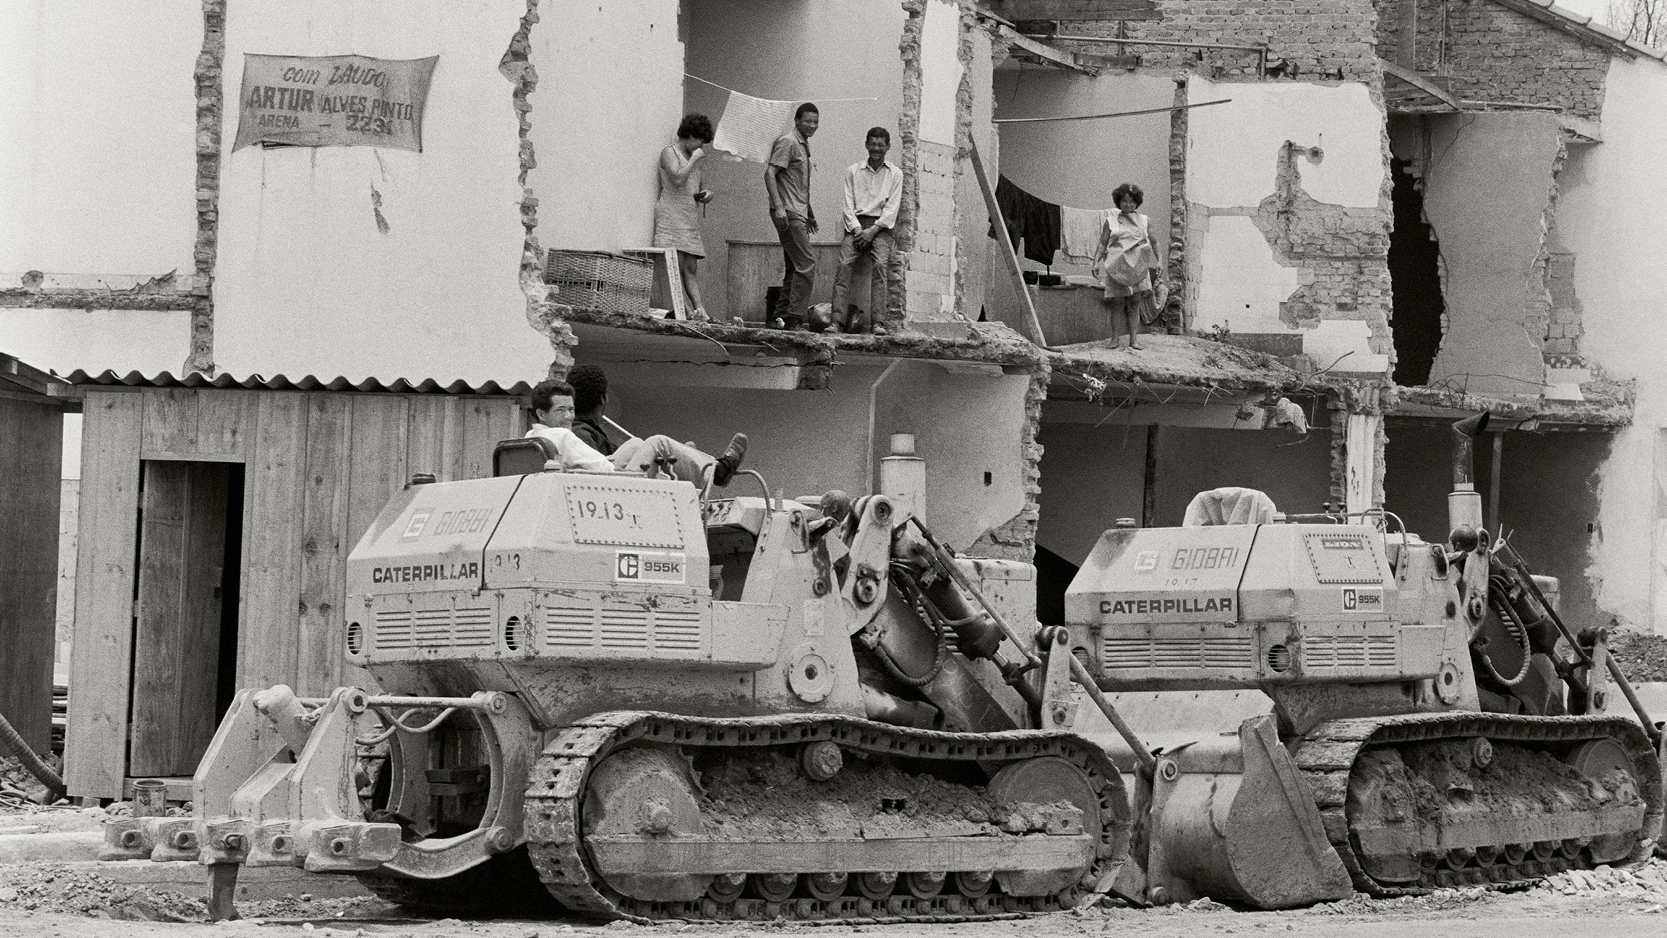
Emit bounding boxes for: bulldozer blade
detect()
[1146,715,1353,908]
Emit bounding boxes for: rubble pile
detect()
[1534,859,1667,909]
[1608,631,1667,683]
[0,864,205,921]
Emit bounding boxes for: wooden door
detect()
[128,461,231,777]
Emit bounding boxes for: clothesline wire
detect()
[993,98,1232,124]
[581,35,877,103]
[684,72,877,103]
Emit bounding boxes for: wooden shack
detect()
[0,354,71,753]
[64,377,524,799]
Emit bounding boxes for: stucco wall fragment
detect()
[1420,111,1562,400]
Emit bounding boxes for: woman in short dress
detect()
[653,114,716,320]
[1093,182,1161,350]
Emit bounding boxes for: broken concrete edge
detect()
[500,0,566,380]
[1388,379,1634,428]
[544,303,1050,370]
[0,291,209,313]
[545,300,1363,400]
[187,0,227,376]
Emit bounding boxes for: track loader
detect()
[109,417,1664,920]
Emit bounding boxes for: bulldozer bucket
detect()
[1143,715,1353,908]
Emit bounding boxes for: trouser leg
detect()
[612,435,716,486]
[780,214,815,327]
[830,231,860,329]
[864,227,893,332]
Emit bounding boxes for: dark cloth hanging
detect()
[989,175,1062,267]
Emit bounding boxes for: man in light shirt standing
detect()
[830,127,902,334]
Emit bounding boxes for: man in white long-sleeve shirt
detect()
[830,127,903,334]
[525,378,746,487]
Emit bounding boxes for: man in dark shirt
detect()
[567,364,615,455]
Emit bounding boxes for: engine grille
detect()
[1303,633,1397,670]
[374,604,494,651]
[1102,634,1254,670]
[541,597,706,656]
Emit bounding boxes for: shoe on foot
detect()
[713,433,749,487]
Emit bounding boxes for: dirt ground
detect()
[0,862,1663,938]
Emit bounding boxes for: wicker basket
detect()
[545,250,652,316]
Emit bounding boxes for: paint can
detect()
[132,778,169,817]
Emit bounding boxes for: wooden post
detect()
[1489,431,1504,537]
[969,141,1049,348]
[0,398,63,752]
[1142,424,1159,528]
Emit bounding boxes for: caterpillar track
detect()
[522,711,1131,924]
[1292,712,1663,897]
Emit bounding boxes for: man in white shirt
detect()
[525,379,746,487]
[830,127,903,334]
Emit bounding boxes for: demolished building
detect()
[1,0,1663,801]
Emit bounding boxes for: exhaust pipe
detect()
[1448,412,1490,542]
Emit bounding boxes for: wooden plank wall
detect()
[66,387,522,798]
[0,398,65,752]
[65,392,144,797]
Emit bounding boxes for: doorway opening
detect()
[126,461,244,780]
[1388,157,1445,386]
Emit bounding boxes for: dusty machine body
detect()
[110,417,1665,920]
[1063,414,1665,908]
[109,436,1132,922]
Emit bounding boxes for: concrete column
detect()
[1345,412,1381,516]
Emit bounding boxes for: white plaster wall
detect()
[1556,56,1667,634]
[918,0,963,147]
[211,0,550,386]
[1187,77,1382,210]
[872,362,1029,549]
[0,1,199,277]
[532,1,682,254]
[0,309,193,377]
[1192,215,1304,334]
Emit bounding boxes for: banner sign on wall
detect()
[232,54,439,153]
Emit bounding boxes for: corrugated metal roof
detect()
[63,369,530,396]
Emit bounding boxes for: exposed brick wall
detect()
[1543,247,1584,358]
[897,0,969,324]
[188,0,227,374]
[905,141,960,319]
[1375,0,1609,118]
[1066,0,1382,81]
[1250,139,1397,361]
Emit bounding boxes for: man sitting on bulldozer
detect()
[526,377,747,487]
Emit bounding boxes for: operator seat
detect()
[492,437,558,477]
[1182,487,1278,526]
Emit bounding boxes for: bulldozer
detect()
[106,416,1664,921]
